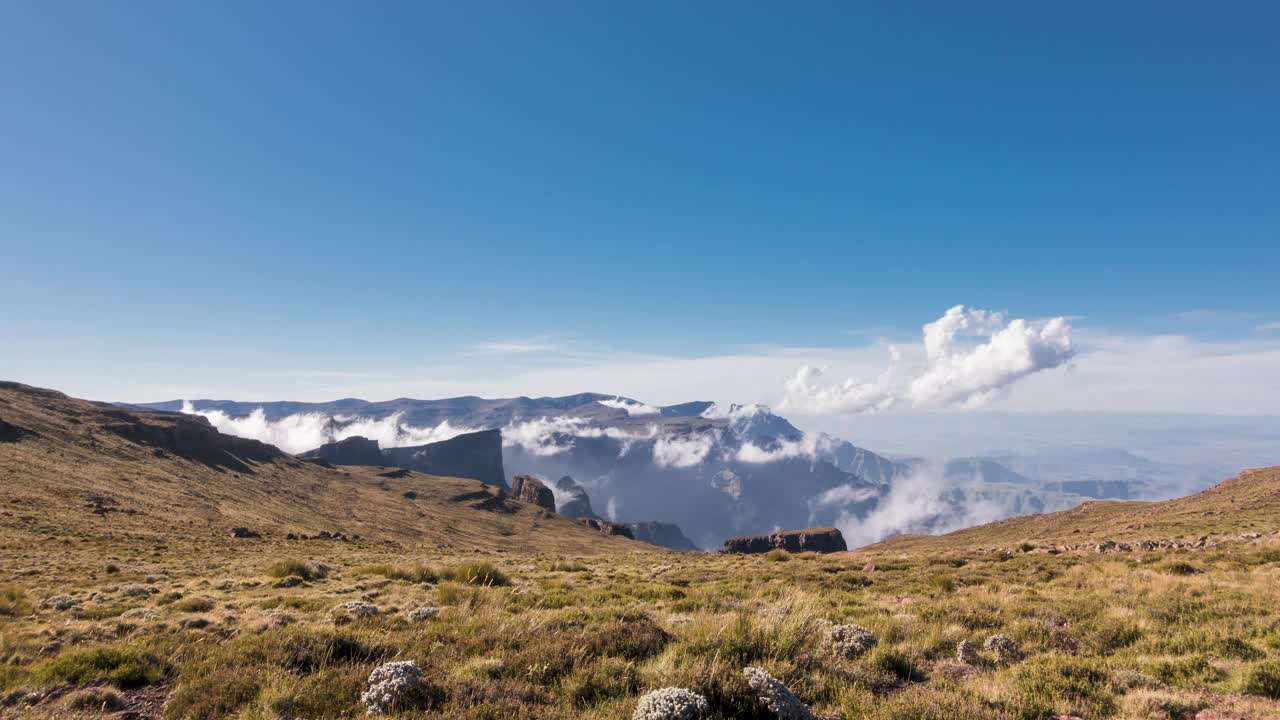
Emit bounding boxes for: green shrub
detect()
[1009,657,1116,720]
[441,561,510,586]
[356,563,438,583]
[1240,660,1280,700]
[1163,561,1201,576]
[268,559,327,581]
[0,584,31,616]
[174,596,215,613]
[929,575,956,594]
[1150,655,1224,688]
[35,645,169,688]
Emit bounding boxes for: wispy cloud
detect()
[1257,322,1280,332]
[467,335,563,355]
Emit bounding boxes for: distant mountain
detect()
[147,392,1082,550]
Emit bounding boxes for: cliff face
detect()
[577,517,635,540]
[301,436,385,466]
[722,527,847,554]
[386,429,507,489]
[553,475,600,519]
[299,429,508,489]
[511,475,556,512]
[629,521,699,551]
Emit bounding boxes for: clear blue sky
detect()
[2,2,1278,400]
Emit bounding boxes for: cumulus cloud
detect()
[501,416,658,456]
[597,397,660,416]
[908,306,1074,408]
[826,462,1008,547]
[652,432,717,468]
[778,362,898,415]
[700,402,769,420]
[780,305,1073,415]
[180,402,477,454]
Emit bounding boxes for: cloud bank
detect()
[180,402,477,454]
[597,397,660,416]
[781,305,1074,415]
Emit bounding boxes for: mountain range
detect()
[144,393,1102,550]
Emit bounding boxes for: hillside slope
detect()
[0,381,641,558]
[868,464,1280,552]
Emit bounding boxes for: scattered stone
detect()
[119,584,153,598]
[339,601,380,618]
[361,661,423,715]
[230,527,261,539]
[121,608,161,621]
[827,624,878,659]
[668,614,694,626]
[632,687,709,720]
[984,634,1023,665]
[39,595,78,611]
[742,666,819,720]
[273,576,304,589]
[406,606,440,622]
[402,491,418,500]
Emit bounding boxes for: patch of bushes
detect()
[35,645,170,688]
[1240,660,1280,700]
[765,549,790,562]
[356,563,437,583]
[268,559,329,581]
[1009,657,1116,720]
[440,561,510,587]
[1163,561,1202,576]
[173,596,215,613]
[166,666,261,720]
[1149,655,1225,688]
[0,584,32,616]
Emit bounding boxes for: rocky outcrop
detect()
[721,527,847,554]
[100,409,282,471]
[0,418,35,443]
[299,429,508,489]
[301,436,385,466]
[510,475,556,512]
[577,517,635,540]
[629,521,699,551]
[553,475,599,519]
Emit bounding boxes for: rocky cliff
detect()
[722,527,847,554]
[629,521,699,551]
[511,475,556,512]
[300,429,508,489]
[576,518,635,540]
[552,475,600,519]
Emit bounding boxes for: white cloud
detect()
[467,335,562,354]
[777,361,898,415]
[180,402,477,454]
[735,433,836,463]
[779,306,1074,415]
[908,306,1075,408]
[828,462,1008,548]
[597,397,660,416]
[652,432,717,468]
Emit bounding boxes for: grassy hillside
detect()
[3,381,1280,720]
[868,465,1280,553]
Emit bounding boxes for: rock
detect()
[0,418,36,443]
[984,634,1023,664]
[511,475,556,513]
[722,527,848,555]
[827,624,878,659]
[553,475,599,519]
[632,687,709,720]
[338,601,380,618]
[39,595,78,611]
[301,436,385,466]
[956,639,980,664]
[576,517,635,539]
[629,521,700,551]
[230,527,261,539]
[406,606,440,622]
[361,661,424,716]
[742,666,819,720]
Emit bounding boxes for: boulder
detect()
[721,527,847,554]
[511,475,556,513]
[577,517,635,539]
[230,527,261,539]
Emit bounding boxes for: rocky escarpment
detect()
[552,475,600,519]
[0,418,36,443]
[722,527,847,554]
[302,436,385,466]
[100,409,282,471]
[510,475,556,513]
[301,429,508,489]
[577,518,635,540]
[629,521,699,551]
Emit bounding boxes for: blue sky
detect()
[2,2,1278,412]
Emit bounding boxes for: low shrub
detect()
[1240,660,1280,700]
[35,645,170,688]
